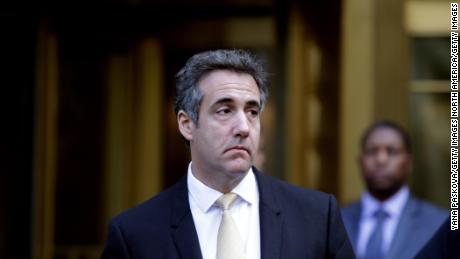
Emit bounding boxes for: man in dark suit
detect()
[102,49,354,259]
[341,121,448,259]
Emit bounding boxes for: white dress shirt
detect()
[356,186,410,257]
[187,163,260,259]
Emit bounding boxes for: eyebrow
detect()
[246,100,261,109]
[213,97,233,106]
[212,97,261,109]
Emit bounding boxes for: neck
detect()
[191,164,247,193]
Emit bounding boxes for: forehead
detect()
[197,70,260,101]
[364,127,405,147]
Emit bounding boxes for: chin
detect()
[226,160,252,174]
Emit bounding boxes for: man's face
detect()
[360,127,412,196]
[187,70,261,180]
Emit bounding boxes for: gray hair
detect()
[174,49,269,124]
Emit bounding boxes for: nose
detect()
[376,150,389,165]
[233,111,250,139]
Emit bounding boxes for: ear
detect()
[177,110,195,141]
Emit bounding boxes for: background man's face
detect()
[360,127,412,196]
[189,69,261,178]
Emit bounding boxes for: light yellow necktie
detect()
[215,193,245,259]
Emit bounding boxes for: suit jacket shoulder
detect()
[111,183,176,231]
[409,196,448,222]
[102,176,202,259]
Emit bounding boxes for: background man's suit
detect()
[102,168,355,259]
[341,197,447,259]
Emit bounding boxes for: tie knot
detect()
[215,193,238,210]
[373,208,388,220]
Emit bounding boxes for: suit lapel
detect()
[386,196,418,259]
[170,176,203,259]
[254,169,283,259]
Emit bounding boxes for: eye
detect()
[247,108,260,117]
[364,148,377,156]
[217,108,232,115]
[387,147,400,156]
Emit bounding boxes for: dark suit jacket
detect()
[415,216,460,259]
[341,196,448,259]
[102,168,355,259]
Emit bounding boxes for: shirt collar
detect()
[361,185,410,219]
[187,162,258,213]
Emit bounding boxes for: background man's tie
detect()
[215,193,245,259]
[364,208,389,259]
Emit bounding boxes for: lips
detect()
[225,146,250,154]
